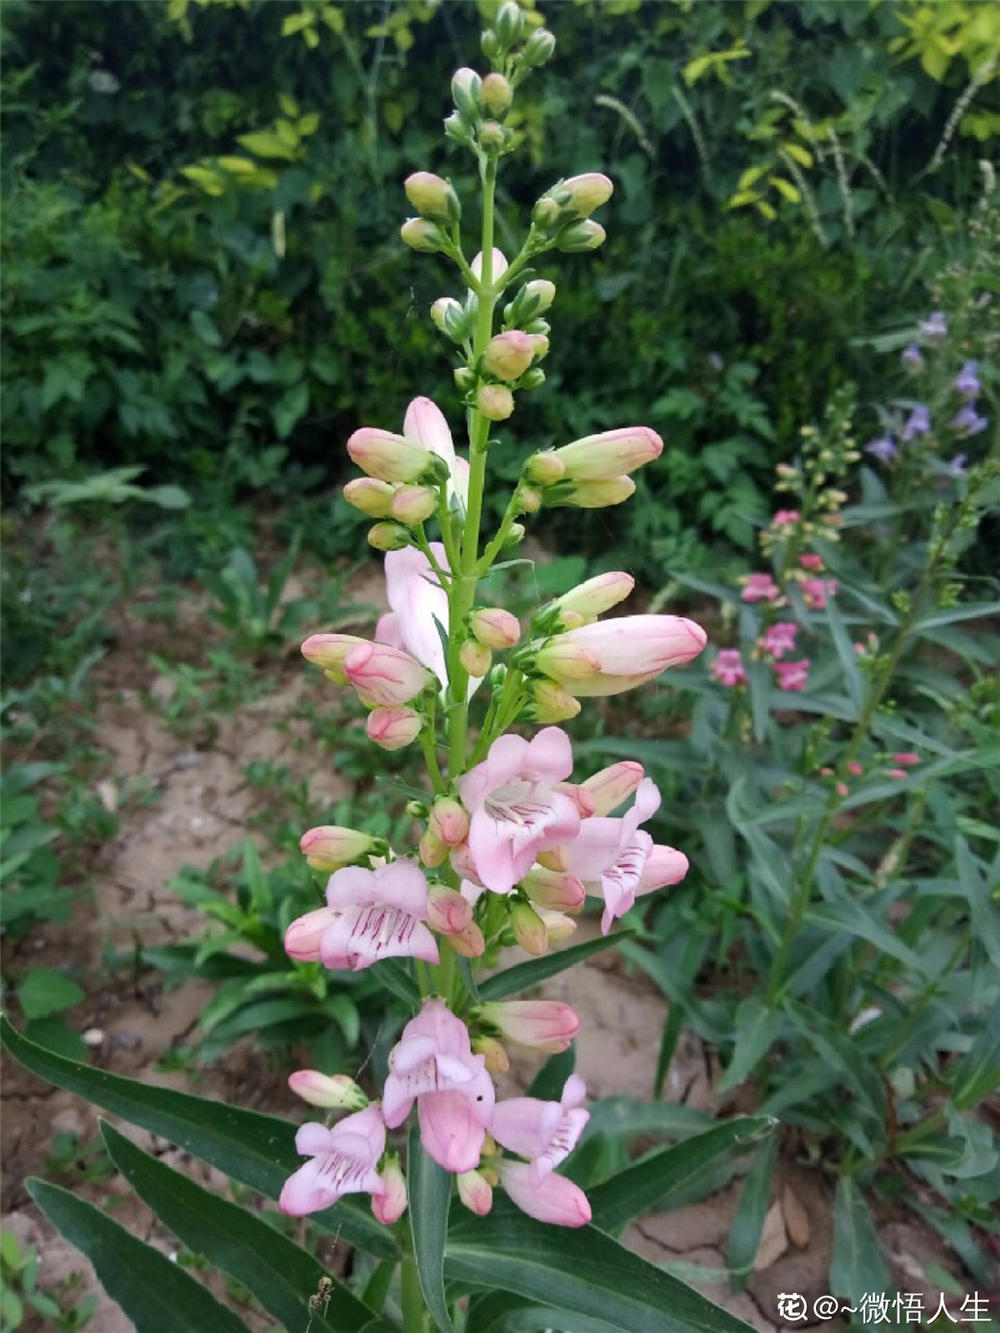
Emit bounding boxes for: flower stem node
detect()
[367,521,411,552]
[477,383,514,421]
[404,171,461,224]
[483,330,535,381]
[400,217,446,253]
[479,72,513,115]
[299,825,385,872]
[288,1070,369,1111]
[367,705,423,751]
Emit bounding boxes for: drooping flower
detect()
[710,648,747,686]
[773,658,810,692]
[279,1104,387,1217]
[458,727,581,894]
[491,1075,589,1185]
[383,999,495,1173]
[740,572,781,604]
[759,622,798,661]
[954,361,981,398]
[902,404,931,442]
[533,614,706,697]
[919,311,947,341]
[802,579,837,611]
[498,1161,591,1227]
[865,435,898,464]
[949,404,989,438]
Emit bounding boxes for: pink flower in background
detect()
[459,727,580,894]
[710,648,747,686]
[383,1000,495,1173]
[741,572,781,603]
[846,761,864,777]
[892,752,920,766]
[802,579,837,611]
[799,554,824,571]
[773,658,810,692]
[772,509,801,527]
[888,768,908,780]
[498,1161,591,1227]
[760,622,798,661]
[491,1075,589,1184]
[279,1104,387,1217]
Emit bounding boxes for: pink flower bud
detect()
[284,906,338,961]
[288,1070,369,1110]
[460,638,492,676]
[400,217,445,253]
[299,825,379,872]
[372,1155,408,1225]
[554,428,662,482]
[470,607,520,650]
[443,919,486,957]
[510,901,547,955]
[426,884,473,935]
[476,1000,580,1052]
[347,427,431,483]
[562,476,635,508]
[521,866,585,911]
[480,72,512,115]
[404,171,460,223]
[529,679,581,722]
[472,1036,509,1074]
[428,797,470,847]
[419,828,448,869]
[846,762,864,777]
[301,633,367,684]
[525,451,566,485]
[366,705,422,751]
[477,383,514,421]
[457,1169,494,1216]
[483,331,534,382]
[836,782,849,797]
[554,571,635,620]
[580,761,645,815]
[888,768,908,780]
[535,614,707,697]
[892,752,920,766]
[344,642,433,706]
[343,477,395,518]
[389,484,437,525]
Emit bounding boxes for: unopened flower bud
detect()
[347,427,435,484]
[443,919,486,957]
[301,633,367,683]
[557,219,606,252]
[345,642,433,706]
[475,999,579,1051]
[343,476,395,518]
[562,477,635,508]
[404,171,461,223]
[521,866,585,911]
[481,28,501,60]
[580,760,645,815]
[538,907,576,942]
[478,120,505,152]
[444,112,476,147]
[406,799,428,818]
[483,330,534,381]
[502,522,525,548]
[300,825,382,872]
[477,384,514,421]
[431,297,468,341]
[390,484,437,525]
[527,333,549,361]
[419,827,447,868]
[372,1154,408,1225]
[460,638,492,676]
[457,1168,494,1215]
[558,172,614,217]
[529,678,581,722]
[426,884,473,935]
[429,796,470,847]
[517,485,542,513]
[472,1035,509,1073]
[532,196,563,230]
[454,367,477,392]
[506,278,556,324]
[510,899,547,955]
[367,705,422,751]
[495,1,525,47]
[470,607,520,649]
[368,521,411,551]
[451,67,482,120]
[554,571,635,619]
[521,27,556,67]
[519,368,545,390]
[480,72,512,115]
[284,906,338,961]
[288,1070,369,1110]
[400,217,446,253]
[525,451,566,485]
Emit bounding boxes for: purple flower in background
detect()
[901,342,924,371]
[949,404,989,438]
[954,361,980,397]
[919,311,948,341]
[901,404,931,442]
[865,435,898,463]
[945,454,967,479]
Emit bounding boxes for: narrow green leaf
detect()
[526,1044,575,1099]
[830,1176,890,1305]
[371,958,421,1008]
[445,1202,755,1333]
[955,836,1000,969]
[1,1016,396,1260]
[478,931,634,1001]
[588,1116,777,1233]
[825,597,865,713]
[726,1132,778,1288]
[100,1123,381,1333]
[747,659,771,743]
[717,997,783,1094]
[27,1179,250,1333]
[407,1125,454,1333]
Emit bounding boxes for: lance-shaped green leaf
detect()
[407,1125,454,1333]
[445,1202,755,1333]
[99,1122,383,1333]
[587,1115,777,1233]
[28,1179,251,1333]
[725,1131,778,1288]
[1,1016,396,1259]
[478,931,634,1001]
[830,1176,890,1306]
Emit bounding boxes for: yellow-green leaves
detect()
[683,42,751,87]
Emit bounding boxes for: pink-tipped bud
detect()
[554,571,635,621]
[529,679,581,723]
[389,484,437,525]
[284,906,338,961]
[426,884,473,935]
[480,72,513,115]
[400,217,445,253]
[299,825,379,872]
[288,1070,369,1110]
[476,999,580,1052]
[343,476,395,518]
[521,866,586,911]
[443,919,486,958]
[472,1036,510,1073]
[477,384,514,421]
[367,705,422,750]
[836,782,849,797]
[535,614,707,697]
[580,760,645,815]
[892,751,920,766]
[509,900,547,955]
[460,639,492,676]
[344,642,433,707]
[428,797,470,847]
[372,1155,408,1225]
[301,633,367,684]
[404,171,460,223]
[419,828,447,869]
[470,608,520,650]
[559,172,614,217]
[554,781,596,819]
[555,427,662,482]
[888,768,908,780]
[483,330,535,382]
[457,1169,494,1216]
[556,220,606,252]
[517,485,542,514]
[347,427,431,484]
[846,761,864,777]
[537,907,576,942]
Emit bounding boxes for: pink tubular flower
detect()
[344,641,434,707]
[799,553,824,571]
[772,510,801,527]
[534,614,707,698]
[383,1000,495,1173]
[491,1075,589,1184]
[773,658,810,692]
[741,573,781,604]
[285,861,439,972]
[710,648,747,686]
[552,427,662,481]
[347,428,436,484]
[458,727,581,894]
[372,1154,408,1225]
[893,751,920,766]
[846,761,864,777]
[475,999,580,1052]
[760,622,798,661]
[564,778,687,933]
[498,1161,591,1227]
[279,1104,386,1217]
[402,397,469,510]
[802,579,837,611]
[580,760,645,815]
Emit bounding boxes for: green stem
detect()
[400,1254,429,1333]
